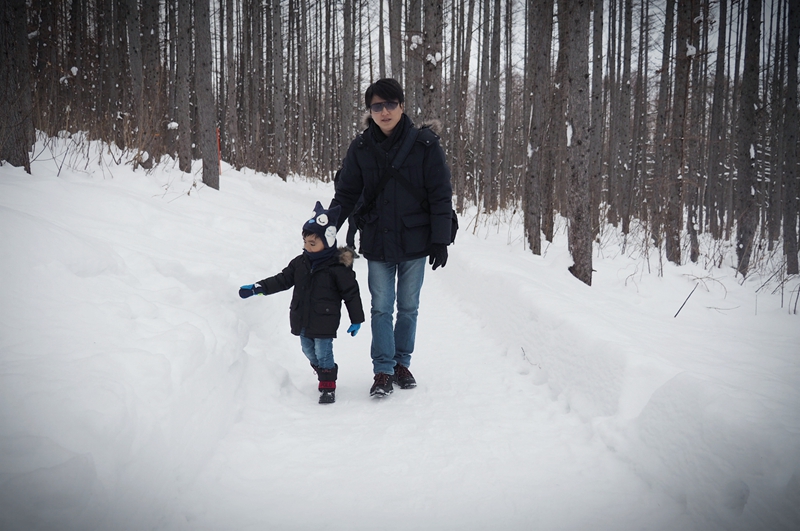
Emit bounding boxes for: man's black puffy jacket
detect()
[331,114,453,263]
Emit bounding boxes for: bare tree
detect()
[195,0,219,189]
[664,0,697,265]
[589,0,604,237]
[685,0,705,263]
[785,0,800,275]
[12,0,797,277]
[563,0,592,285]
[0,0,33,173]
[523,0,554,255]
[707,0,728,240]
[272,0,288,179]
[616,0,634,234]
[406,0,423,117]
[736,0,762,276]
[388,0,403,82]
[342,0,355,148]
[223,0,240,168]
[141,0,163,159]
[629,0,649,236]
[652,0,676,251]
[175,0,193,173]
[422,0,443,123]
[480,0,501,212]
[451,0,477,211]
[126,0,145,150]
[378,0,386,78]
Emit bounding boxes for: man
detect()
[330,78,453,398]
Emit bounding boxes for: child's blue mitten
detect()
[239,283,265,298]
[347,323,361,336]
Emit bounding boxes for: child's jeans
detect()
[300,330,334,369]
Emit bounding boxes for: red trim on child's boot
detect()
[318,381,336,389]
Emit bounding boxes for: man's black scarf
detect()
[369,113,410,153]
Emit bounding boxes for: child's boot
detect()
[317,364,337,404]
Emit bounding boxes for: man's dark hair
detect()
[364,78,404,109]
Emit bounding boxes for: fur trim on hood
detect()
[338,246,356,268]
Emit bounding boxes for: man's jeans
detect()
[367,257,426,375]
[300,330,334,369]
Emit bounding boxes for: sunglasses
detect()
[369,101,400,113]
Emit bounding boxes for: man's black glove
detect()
[239,282,266,298]
[428,243,448,270]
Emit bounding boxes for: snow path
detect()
[173,245,687,531]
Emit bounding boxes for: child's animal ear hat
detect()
[303,201,341,249]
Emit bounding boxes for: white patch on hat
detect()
[325,226,337,247]
[316,213,329,226]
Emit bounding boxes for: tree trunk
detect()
[341,0,355,148]
[126,0,145,151]
[665,0,695,265]
[541,4,568,241]
[766,0,784,249]
[652,0,675,252]
[389,0,403,82]
[589,0,603,238]
[98,0,120,142]
[735,0,762,276]
[617,0,633,234]
[140,0,162,158]
[406,0,423,118]
[295,0,310,173]
[727,0,747,240]
[0,0,33,173]
[195,0,219,189]
[175,0,192,173]
[378,0,386,79]
[707,0,728,239]
[524,0,553,255]
[223,0,240,168]
[564,0,592,286]
[272,0,287,179]
[686,0,704,263]
[483,0,501,212]
[629,0,648,232]
[422,0,443,124]
[452,0,476,212]
[605,0,618,225]
[784,0,800,274]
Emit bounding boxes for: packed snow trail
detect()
[169,243,689,531]
[1,142,798,530]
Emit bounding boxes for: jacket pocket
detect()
[401,212,431,255]
[312,301,340,333]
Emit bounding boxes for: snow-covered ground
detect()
[1,136,798,531]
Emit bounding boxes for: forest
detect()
[1,0,798,285]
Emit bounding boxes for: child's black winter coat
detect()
[258,247,364,339]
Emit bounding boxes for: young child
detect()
[239,202,365,404]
